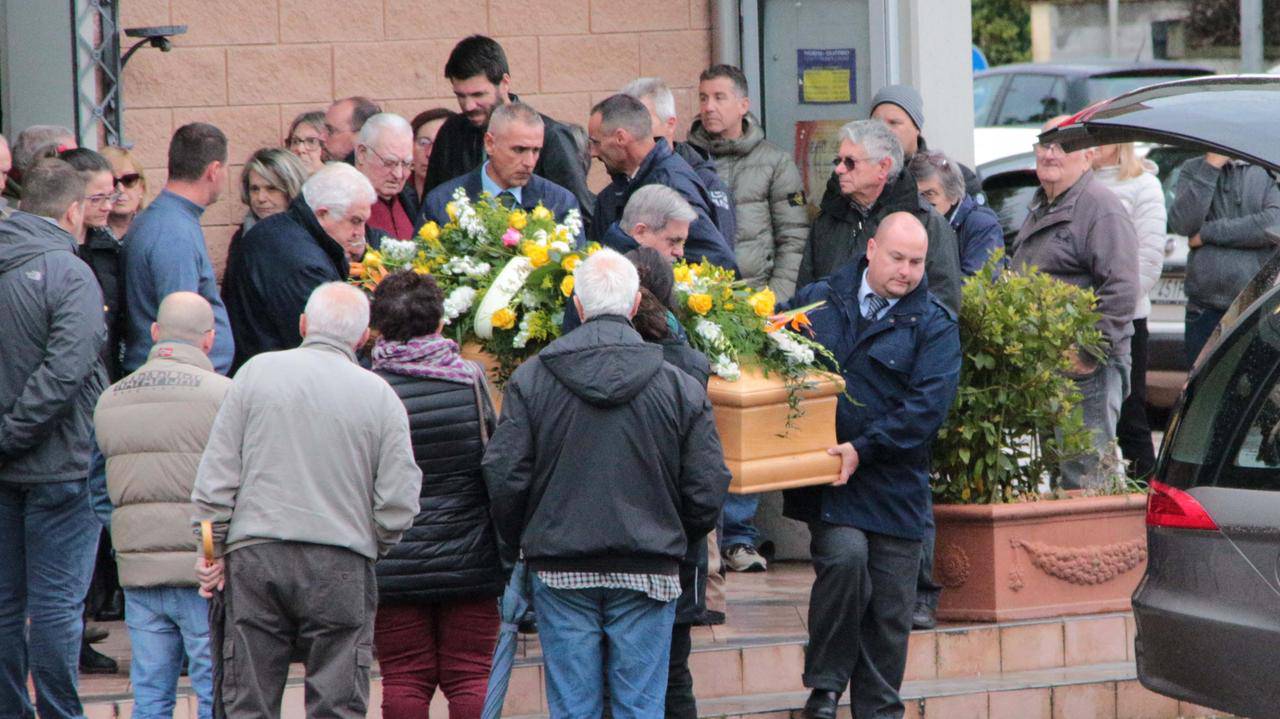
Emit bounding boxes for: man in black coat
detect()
[587,94,738,274]
[798,119,961,314]
[423,36,594,233]
[222,163,375,373]
[483,249,730,717]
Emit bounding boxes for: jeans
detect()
[665,623,695,719]
[915,501,940,609]
[1061,353,1131,490]
[373,598,499,719]
[124,586,213,719]
[86,443,111,530]
[0,479,101,719]
[531,574,676,719]
[1185,302,1226,367]
[803,522,920,719]
[1117,319,1156,479]
[721,494,759,548]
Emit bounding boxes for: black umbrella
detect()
[1042,75,1280,172]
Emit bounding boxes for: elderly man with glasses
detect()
[798,120,960,314]
[354,113,417,240]
[1009,116,1139,490]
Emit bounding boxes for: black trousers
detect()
[804,522,920,719]
[1117,318,1156,478]
[665,622,696,718]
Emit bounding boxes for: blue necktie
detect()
[864,293,888,320]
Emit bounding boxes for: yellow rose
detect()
[362,250,383,269]
[531,205,554,222]
[491,307,517,330]
[560,275,575,297]
[672,264,691,284]
[446,202,458,222]
[748,288,777,318]
[562,254,581,273]
[721,287,733,300]
[417,221,441,242]
[508,209,528,230]
[524,244,550,268]
[688,263,702,277]
[586,242,602,256]
[687,293,713,316]
[413,264,431,275]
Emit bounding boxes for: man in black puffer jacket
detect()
[366,270,505,717]
[484,249,730,717]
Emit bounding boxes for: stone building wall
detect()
[118,0,714,275]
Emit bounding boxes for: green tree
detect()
[972,0,1032,66]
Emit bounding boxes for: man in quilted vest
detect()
[95,291,231,719]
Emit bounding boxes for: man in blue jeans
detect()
[96,292,231,719]
[484,250,730,717]
[0,159,108,719]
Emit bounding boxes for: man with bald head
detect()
[781,212,960,719]
[1011,117,1137,489]
[95,292,232,719]
[420,101,580,234]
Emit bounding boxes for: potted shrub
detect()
[930,254,1148,622]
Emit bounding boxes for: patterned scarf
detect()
[371,334,480,385]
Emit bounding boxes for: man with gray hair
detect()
[354,113,416,239]
[193,281,420,718]
[587,94,737,273]
[617,77,737,249]
[485,248,730,718]
[798,119,960,314]
[420,101,580,232]
[222,163,376,372]
[2,125,76,204]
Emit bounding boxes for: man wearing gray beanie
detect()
[871,84,981,199]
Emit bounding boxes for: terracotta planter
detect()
[707,368,845,494]
[932,493,1148,622]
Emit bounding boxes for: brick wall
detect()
[118,0,714,276]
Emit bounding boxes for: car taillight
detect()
[1147,479,1219,530]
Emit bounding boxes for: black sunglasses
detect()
[114,173,142,189]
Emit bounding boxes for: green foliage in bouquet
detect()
[932,252,1104,504]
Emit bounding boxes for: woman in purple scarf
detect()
[368,272,502,719]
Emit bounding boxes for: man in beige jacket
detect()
[192,282,420,719]
[95,291,230,719]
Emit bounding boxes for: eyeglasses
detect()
[1033,142,1065,157]
[86,192,123,206]
[363,145,413,173]
[832,155,872,171]
[114,173,142,189]
[288,135,324,150]
[415,137,435,149]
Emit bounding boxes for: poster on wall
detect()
[797,48,856,104]
[794,119,855,202]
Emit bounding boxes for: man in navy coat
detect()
[420,102,580,241]
[783,212,960,719]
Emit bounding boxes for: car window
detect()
[1166,332,1251,474]
[994,75,1066,126]
[1085,74,1206,103]
[973,75,1004,126]
[1144,146,1201,211]
[982,171,1040,242]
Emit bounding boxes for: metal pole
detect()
[1240,0,1264,73]
[710,0,741,67]
[1107,0,1120,58]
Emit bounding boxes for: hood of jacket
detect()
[686,113,766,158]
[540,315,664,407]
[0,211,77,274]
[819,164,922,222]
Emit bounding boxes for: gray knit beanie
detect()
[870,85,924,131]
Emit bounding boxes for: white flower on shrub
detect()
[442,286,477,324]
[379,238,417,265]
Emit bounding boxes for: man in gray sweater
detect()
[1169,152,1280,364]
[192,282,420,718]
[1010,118,1138,489]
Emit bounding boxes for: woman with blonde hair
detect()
[99,145,149,239]
[1091,142,1167,478]
[231,147,310,246]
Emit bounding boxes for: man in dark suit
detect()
[423,36,593,233]
[421,102,580,241]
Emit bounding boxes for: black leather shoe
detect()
[802,689,840,719]
[79,641,118,674]
[83,624,109,644]
[911,597,938,630]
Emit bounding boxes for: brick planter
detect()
[933,494,1148,622]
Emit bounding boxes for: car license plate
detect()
[1152,277,1186,305]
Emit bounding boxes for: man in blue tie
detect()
[782,212,961,719]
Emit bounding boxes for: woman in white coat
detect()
[1092,143,1167,479]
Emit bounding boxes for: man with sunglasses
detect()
[354,113,417,240]
[1009,117,1138,490]
[798,120,961,314]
